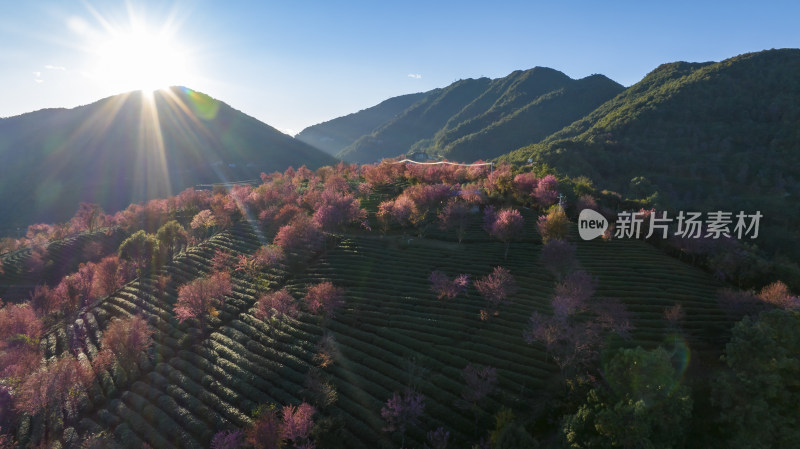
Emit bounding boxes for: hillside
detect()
[2,162,774,449]
[501,49,800,260]
[0,87,337,233]
[317,68,623,163]
[295,92,430,155]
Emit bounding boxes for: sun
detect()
[88,11,193,93]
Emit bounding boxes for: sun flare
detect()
[88,11,193,93]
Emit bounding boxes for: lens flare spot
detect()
[183,87,220,120]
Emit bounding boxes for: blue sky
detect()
[1,1,798,135]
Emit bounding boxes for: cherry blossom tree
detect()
[174,271,232,330]
[0,303,43,381]
[15,355,94,441]
[92,256,134,298]
[211,429,244,449]
[524,271,631,378]
[485,208,525,259]
[70,202,105,233]
[438,199,472,244]
[246,408,282,449]
[52,262,97,317]
[758,281,799,310]
[274,215,324,257]
[255,289,298,321]
[311,189,366,232]
[474,267,518,319]
[425,427,451,449]
[533,174,559,208]
[539,238,577,281]
[304,282,345,318]
[513,172,539,197]
[94,315,154,372]
[387,195,418,230]
[212,249,236,273]
[190,209,216,239]
[281,402,317,449]
[381,389,425,448]
[429,271,470,301]
[575,195,598,213]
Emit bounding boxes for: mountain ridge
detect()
[0,86,337,233]
[300,67,624,163]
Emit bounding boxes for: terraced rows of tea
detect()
[572,228,730,351]
[16,218,732,448]
[0,228,126,302]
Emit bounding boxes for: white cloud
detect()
[35,79,44,84]
[33,71,41,77]
[33,71,43,83]
[45,65,67,71]
[407,73,422,79]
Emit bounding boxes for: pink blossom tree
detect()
[0,303,43,381]
[513,172,539,197]
[381,389,425,448]
[15,355,94,441]
[246,408,282,449]
[539,238,577,281]
[304,282,345,318]
[758,281,799,310]
[533,174,559,208]
[70,202,106,233]
[575,195,598,213]
[211,429,244,449]
[92,256,134,298]
[426,427,451,449]
[311,188,366,232]
[524,271,631,378]
[474,267,518,319]
[486,208,525,259]
[254,244,286,269]
[94,315,154,372]
[174,271,233,330]
[190,209,216,239]
[388,195,418,230]
[254,289,298,321]
[429,271,470,301]
[52,262,97,317]
[438,199,472,244]
[281,402,317,449]
[274,215,324,257]
[212,249,237,273]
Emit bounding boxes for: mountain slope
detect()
[0,87,336,231]
[501,49,800,258]
[338,77,493,163]
[295,91,429,155]
[314,68,623,163]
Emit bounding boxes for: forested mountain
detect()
[500,49,800,260]
[295,91,430,155]
[305,67,623,163]
[0,87,336,232]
